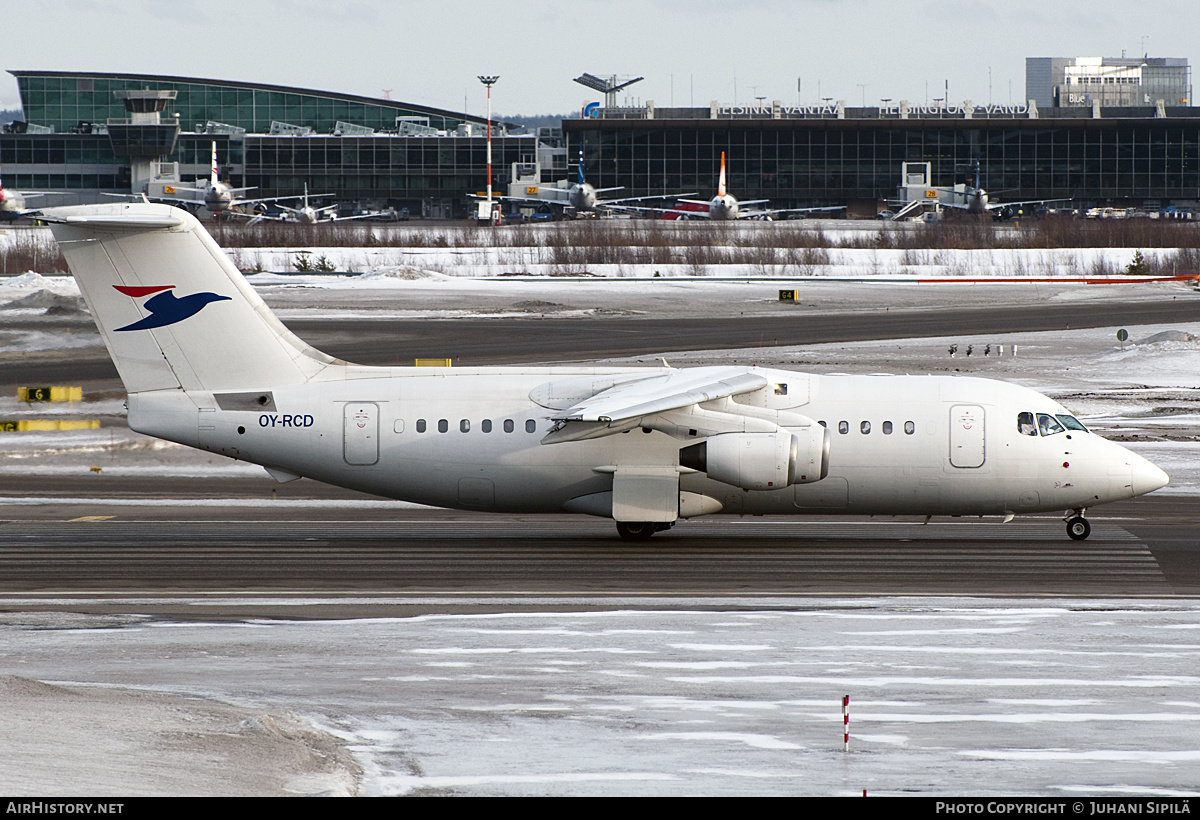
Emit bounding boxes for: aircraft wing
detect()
[467,192,571,206]
[272,193,337,206]
[986,198,1063,210]
[617,203,712,218]
[232,193,324,208]
[327,211,382,222]
[741,205,846,218]
[539,367,772,444]
[602,192,699,209]
[939,197,1062,212]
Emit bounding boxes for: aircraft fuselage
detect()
[569,183,598,212]
[130,367,1164,519]
[0,188,26,220]
[204,183,235,214]
[709,194,739,221]
[965,189,990,214]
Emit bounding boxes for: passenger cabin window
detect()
[860,421,871,435]
[482,419,492,433]
[416,419,427,433]
[1037,413,1066,436]
[1018,411,1037,436]
[525,419,536,433]
[460,419,470,433]
[438,419,448,433]
[838,421,849,435]
[504,419,514,433]
[904,421,915,435]
[882,421,893,435]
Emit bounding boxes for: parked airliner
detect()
[39,202,1167,539]
[254,183,358,225]
[0,162,45,221]
[157,143,300,218]
[0,184,29,222]
[943,161,1058,219]
[659,152,842,221]
[479,149,694,217]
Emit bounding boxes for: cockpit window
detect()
[1037,413,1066,436]
[1017,411,1037,436]
[1056,414,1088,432]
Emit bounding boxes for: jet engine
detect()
[679,427,829,492]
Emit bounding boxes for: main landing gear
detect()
[1065,509,1091,541]
[615,521,673,541]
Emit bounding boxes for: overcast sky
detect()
[2,1,1193,119]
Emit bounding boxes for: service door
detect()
[344,402,379,465]
[949,404,985,468]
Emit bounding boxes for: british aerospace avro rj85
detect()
[40,203,1168,540]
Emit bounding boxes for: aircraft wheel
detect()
[1066,516,1091,541]
[616,522,657,541]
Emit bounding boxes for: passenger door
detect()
[949,404,985,468]
[343,402,379,465]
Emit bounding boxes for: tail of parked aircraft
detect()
[39,203,336,394]
[578,147,586,186]
[211,141,220,187]
[717,151,727,198]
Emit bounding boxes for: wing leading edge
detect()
[537,366,822,444]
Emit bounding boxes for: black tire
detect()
[1066,516,1091,541]
[616,522,657,541]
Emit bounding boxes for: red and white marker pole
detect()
[843,695,850,751]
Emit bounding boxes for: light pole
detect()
[478,75,499,222]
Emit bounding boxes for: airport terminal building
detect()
[566,99,1200,215]
[1,71,561,218]
[3,69,1200,216]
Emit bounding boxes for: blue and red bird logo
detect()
[112,285,231,331]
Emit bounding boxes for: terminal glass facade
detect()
[0,133,237,191]
[244,136,537,200]
[13,72,474,135]
[566,117,1200,206]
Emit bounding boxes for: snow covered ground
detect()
[2,599,1199,796]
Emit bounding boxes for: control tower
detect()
[107,89,180,194]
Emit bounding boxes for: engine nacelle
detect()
[680,427,829,492]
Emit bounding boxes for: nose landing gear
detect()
[1065,509,1091,541]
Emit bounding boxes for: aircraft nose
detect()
[1130,455,1170,496]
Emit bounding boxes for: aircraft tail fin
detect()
[42,202,336,394]
[718,151,727,198]
[578,147,586,186]
[211,141,219,187]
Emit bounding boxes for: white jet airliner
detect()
[154,143,306,218]
[657,152,842,221]
[39,202,1168,540]
[474,148,695,217]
